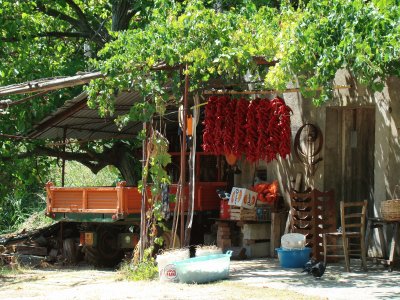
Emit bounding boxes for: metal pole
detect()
[180,64,189,244]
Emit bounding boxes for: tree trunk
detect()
[112,0,133,31]
[112,144,140,186]
[115,153,138,186]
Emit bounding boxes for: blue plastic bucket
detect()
[275,247,311,268]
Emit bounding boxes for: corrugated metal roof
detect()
[29,91,146,140]
[27,77,259,140]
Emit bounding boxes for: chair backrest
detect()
[340,200,368,235]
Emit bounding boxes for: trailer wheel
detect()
[83,225,123,268]
[161,231,181,249]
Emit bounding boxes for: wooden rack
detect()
[290,189,336,260]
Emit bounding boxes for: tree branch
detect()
[65,0,90,27]
[2,31,91,42]
[0,141,139,185]
[36,2,81,29]
[0,146,108,174]
[64,0,110,46]
[36,1,106,47]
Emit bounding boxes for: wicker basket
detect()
[381,199,400,221]
[381,185,400,221]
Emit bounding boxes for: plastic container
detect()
[275,247,311,268]
[281,233,306,250]
[220,199,230,219]
[173,250,233,283]
[156,248,190,282]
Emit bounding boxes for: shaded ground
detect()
[231,259,400,300]
[0,258,399,300]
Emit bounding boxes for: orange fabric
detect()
[252,180,279,204]
[187,115,193,136]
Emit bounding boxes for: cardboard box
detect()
[228,187,258,209]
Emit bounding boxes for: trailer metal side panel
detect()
[87,191,118,210]
[45,181,226,221]
[125,188,142,213]
[52,190,83,209]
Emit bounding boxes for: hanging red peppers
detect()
[214,96,230,155]
[202,95,292,162]
[275,97,293,159]
[223,98,237,155]
[245,99,260,162]
[232,98,248,157]
[202,96,218,154]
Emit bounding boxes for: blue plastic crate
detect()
[275,247,311,268]
[173,251,233,283]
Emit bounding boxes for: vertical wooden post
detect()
[45,182,54,214]
[140,122,147,261]
[116,181,126,215]
[270,212,282,257]
[61,127,67,187]
[180,64,189,245]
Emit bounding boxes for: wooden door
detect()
[325,107,375,215]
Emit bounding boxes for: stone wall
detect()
[234,69,400,218]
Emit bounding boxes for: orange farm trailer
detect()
[45,153,227,266]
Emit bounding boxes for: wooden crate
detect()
[230,206,257,221]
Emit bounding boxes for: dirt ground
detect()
[0,258,399,300]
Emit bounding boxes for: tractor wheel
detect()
[82,225,124,268]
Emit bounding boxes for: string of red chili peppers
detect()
[202,96,292,162]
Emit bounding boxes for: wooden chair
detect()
[323,200,368,272]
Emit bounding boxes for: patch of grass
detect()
[0,265,24,278]
[0,193,48,235]
[14,210,55,233]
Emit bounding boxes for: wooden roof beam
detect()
[0,72,103,97]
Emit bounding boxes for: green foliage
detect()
[268,0,400,104]
[0,265,24,276]
[86,0,280,121]
[10,210,55,235]
[0,142,53,233]
[87,0,400,110]
[0,0,100,217]
[140,130,171,251]
[119,247,158,281]
[0,192,47,234]
[49,160,122,187]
